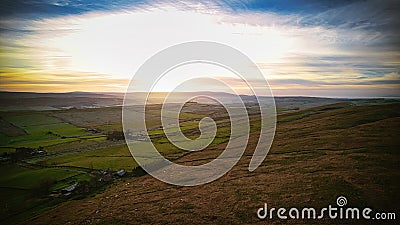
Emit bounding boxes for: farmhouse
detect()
[114,169,126,177]
[61,183,78,196]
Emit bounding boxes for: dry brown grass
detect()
[24,103,400,224]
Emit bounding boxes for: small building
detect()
[114,169,126,177]
[61,183,78,196]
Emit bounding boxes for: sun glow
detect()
[29,7,294,79]
[1,2,399,97]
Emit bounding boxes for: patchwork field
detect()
[0,97,399,224]
[0,113,98,148]
[0,101,238,223]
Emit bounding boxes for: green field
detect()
[0,165,84,189]
[0,163,91,221]
[0,111,114,222]
[0,113,97,147]
[1,100,399,224]
[0,105,228,223]
[43,144,137,171]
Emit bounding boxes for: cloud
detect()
[0,0,399,97]
[0,68,129,92]
[300,0,400,50]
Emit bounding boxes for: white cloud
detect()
[1,1,399,96]
[15,5,335,77]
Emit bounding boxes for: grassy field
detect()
[0,111,113,223]
[1,100,399,224]
[42,144,137,171]
[0,113,99,148]
[0,103,233,224]
[22,101,400,225]
[0,163,91,221]
[0,164,83,189]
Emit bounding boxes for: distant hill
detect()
[0,91,397,111]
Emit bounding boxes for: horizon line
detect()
[0,90,399,99]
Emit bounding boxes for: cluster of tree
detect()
[1,146,46,162]
[107,131,125,141]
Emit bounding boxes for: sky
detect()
[0,0,399,97]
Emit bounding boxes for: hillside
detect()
[23,102,400,224]
[1,91,396,112]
